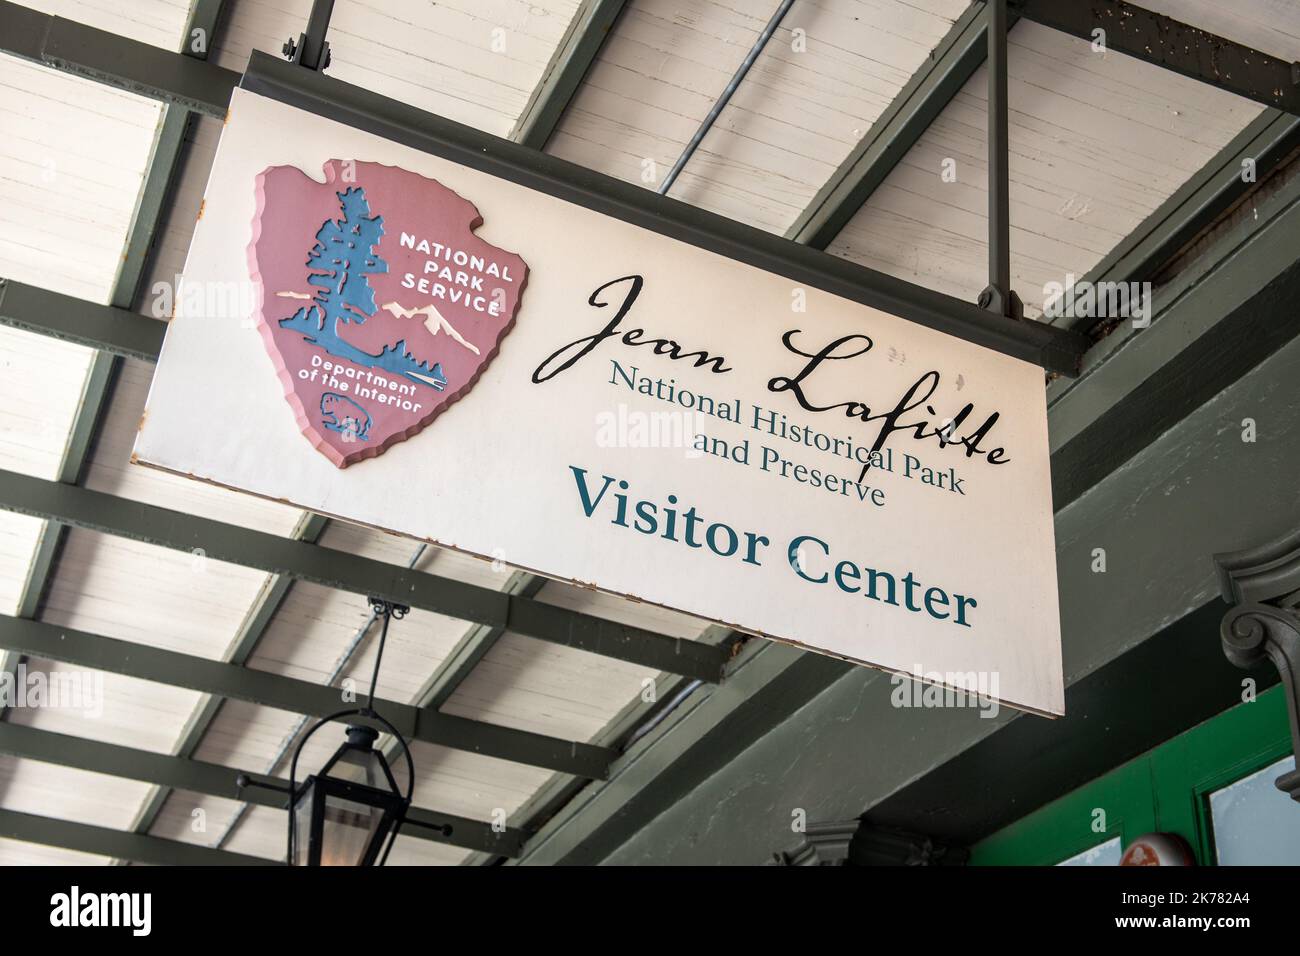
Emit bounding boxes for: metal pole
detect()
[988,0,1010,302]
[659,0,796,196]
[285,0,335,71]
[981,0,1020,320]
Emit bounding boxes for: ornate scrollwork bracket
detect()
[1215,531,1300,802]
[770,821,968,866]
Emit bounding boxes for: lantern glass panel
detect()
[319,792,387,866]
[290,776,317,867]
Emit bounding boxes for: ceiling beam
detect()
[0,808,271,866]
[0,280,165,361]
[0,0,238,117]
[511,0,629,150]
[0,722,523,857]
[0,614,612,779]
[0,469,728,683]
[786,2,994,249]
[1012,0,1300,115]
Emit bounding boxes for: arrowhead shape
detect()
[248,159,528,466]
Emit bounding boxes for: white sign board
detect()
[135,89,1064,715]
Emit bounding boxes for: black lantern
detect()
[238,597,428,866]
[288,709,413,866]
[289,597,416,865]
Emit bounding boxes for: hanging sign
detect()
[135,89,1064,715]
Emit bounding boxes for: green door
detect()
[971,685,1297,865]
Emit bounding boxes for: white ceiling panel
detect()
[5,658,201,754]
[0,53,162,303]
[189,698,302,773]
[213,0,583,136]
[0,835,108,865]
[245,582,468,705]
[215,802,292,859]
[1142,0,1300,60]
[407,740,554,824]
[139,113,223,317]
[827,21,1261,318]
[0,511,44,615]
[441,632,660,741]
[0,755,154,830]
[547,0,968,233]
[147,789,278,858]
[40,529,272,661]
[0,326,97,480]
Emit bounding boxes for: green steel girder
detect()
[0,808,271,866]
[0,280,165,362]
[0,469,728,684]
[786,2,996,249]
[511,0,629,150]
[1013,0,1300,115]
[0,722,524,857]
[0,0,238,117]
[0,614,612,779]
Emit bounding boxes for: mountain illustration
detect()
[380,301,481,355]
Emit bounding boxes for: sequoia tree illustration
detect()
[277,186,448,389]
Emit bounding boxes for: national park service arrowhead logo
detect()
[248,160,528,467]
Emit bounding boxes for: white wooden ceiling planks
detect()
[827,20,1262,317]
[546,0,969,233]
[0,512,44,615]
[213,0,582,136]
[146,788,258,853]
[5,660,205,754]
[242,583,469,706]
[40,530,271,662]
[1140,0,1300,61]
[0,835,108,864]
[0,53,162,301]
[139,115,225,320]
[0,756,156,830]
